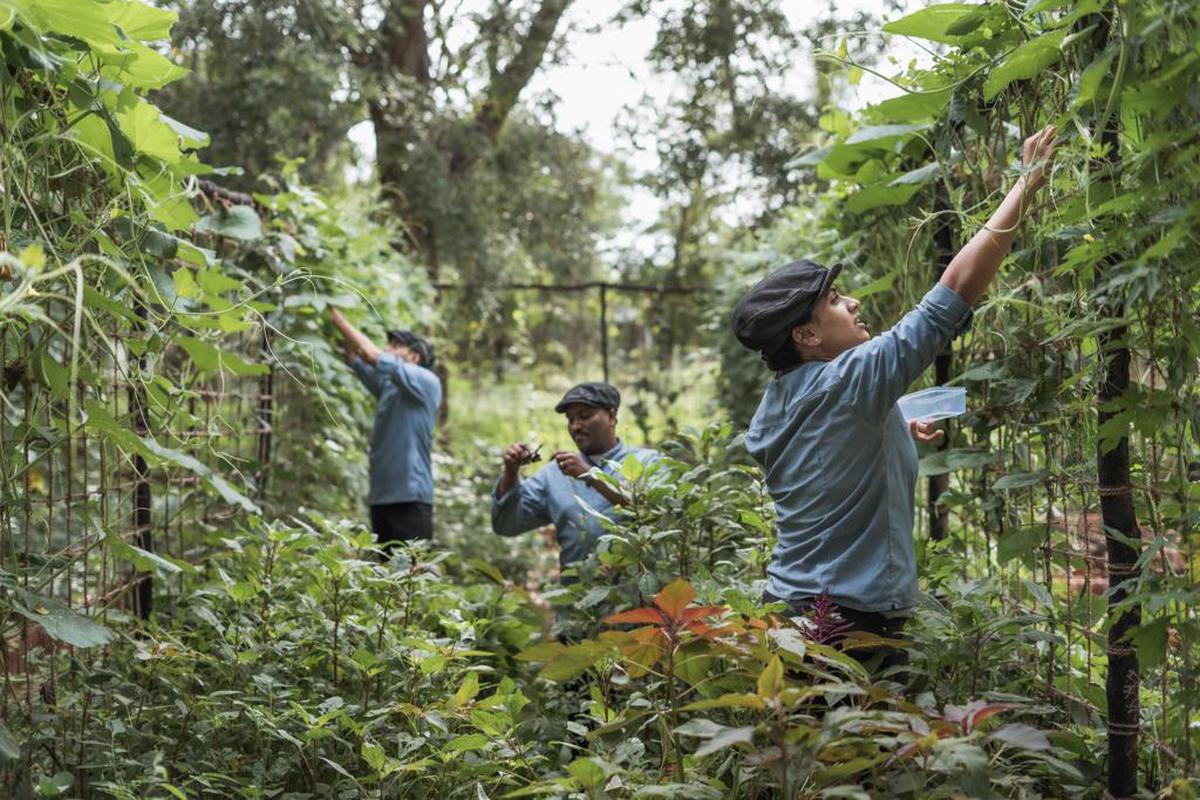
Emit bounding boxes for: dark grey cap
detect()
[554,382,620,413]
[730,259,842,352]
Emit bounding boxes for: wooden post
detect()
[928,179,955,541]
[256,330,274,499]
[600,283,609,383]
[130,302,152,619]
[1089,14,1139,795]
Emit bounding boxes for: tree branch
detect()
[473,0,571,142]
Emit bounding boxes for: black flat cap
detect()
[730,259,842,351]
[555,382,620,413]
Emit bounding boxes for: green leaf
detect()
[104,529,187,576]
[919,448,998,476]
[1129,618,1170,668]
[992,469,1048,490]
[566,757,606,789]
[890,161,942,186]
[869,87,953,123]
[443,733,490,754]
[177,337,269,377]
[844,180,923,214]
[989,722,1051,751]
[194,206,263,241]
[983,30,1069,101]
[1072,46,1117,109]
[11,588,112,648]
[883,4,986,44]
[540,641,609,682]
[0,724,21,764]
[844,123,929,147]
[996,525,1046,566]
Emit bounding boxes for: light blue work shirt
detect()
[492,440,661,569]
[744,283,973,614]
[349,353,441,506]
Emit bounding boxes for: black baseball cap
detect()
[554,382,620,413]
[730,259,843,352]
[386,329,436,369]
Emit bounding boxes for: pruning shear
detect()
[519,443,544,465]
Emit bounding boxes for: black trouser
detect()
[370,502,433,551]
[763,591,909,672]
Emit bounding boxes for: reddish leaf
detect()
[679,605,728,625]
[654,578,696,621]
[603,607,667,626]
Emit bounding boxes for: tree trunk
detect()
[370,0,572,281]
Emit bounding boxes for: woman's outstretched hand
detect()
[1021,124,1057,192]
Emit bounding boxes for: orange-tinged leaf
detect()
[654,578,696,620]
[603,607,666,626]
[679,605,728,625]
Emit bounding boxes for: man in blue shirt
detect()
[730,125,1057,665]
[492,382,660,577]
[331,309,442,550]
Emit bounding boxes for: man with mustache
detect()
[492,382,660,580]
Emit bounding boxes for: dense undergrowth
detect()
[5,428,1105,799]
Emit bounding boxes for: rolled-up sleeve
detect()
[348,356,382,397]
[834,283,973,420]
[491,471,551,536]
[375,353,442,406]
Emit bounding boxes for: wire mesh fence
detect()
[0,269,275,709]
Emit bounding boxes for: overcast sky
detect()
[347,0,925,254]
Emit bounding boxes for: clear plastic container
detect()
[897,386,966,423]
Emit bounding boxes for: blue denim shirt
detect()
[492,440,660,568]
[349,353,441,505]
[744,283,973,614]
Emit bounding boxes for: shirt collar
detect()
[586,439,627,466]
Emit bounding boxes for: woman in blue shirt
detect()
[730,125,1057,666]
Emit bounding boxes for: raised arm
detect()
[940,124,1057,305]
[330,308,383,364]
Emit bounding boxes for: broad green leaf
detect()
[919,448,998,476]
[195,205,263,241]
[983,30,1068,101]
[539,641,609,682]
[845,180,923,214]
[104,529,187,576]
[883,4,985,44]
[1129,618,1170,668]
[177,337,268,377]
[992,469,1048,490]
[996,525,1045,566]
[890,161,941,186]
[11,588,112,648]
[695,725,755,758]
[514,641,566,662]
[869,87,953,123]
[845,123,928,147]
[0,724,20,764]
[989,723,1051,751]
[566,757,606,789]
[1073,46,1117,109]
[443,733,490,754]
